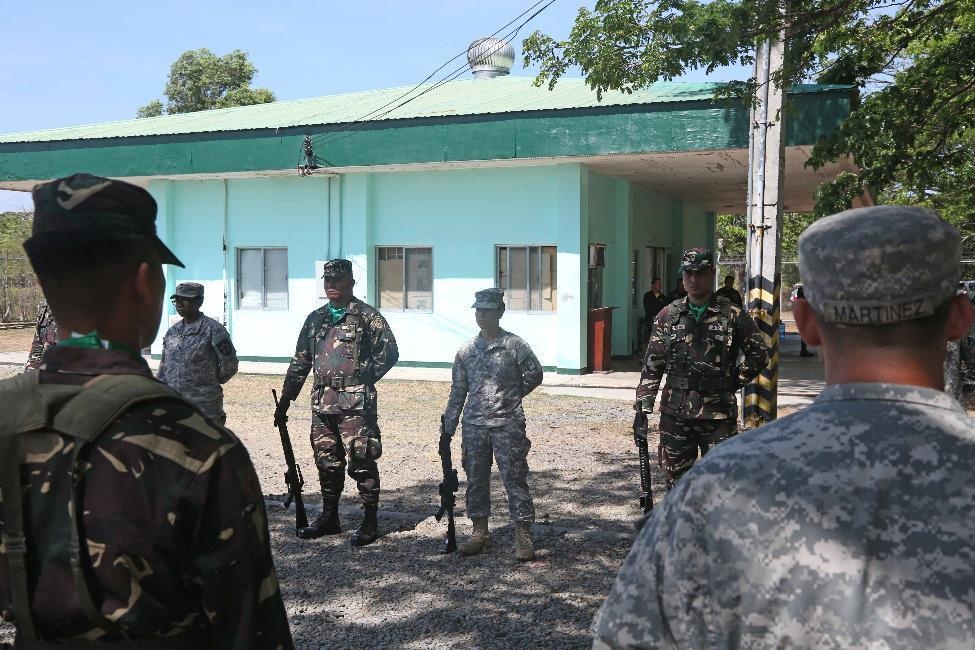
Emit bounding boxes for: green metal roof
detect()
[0,76,851,144]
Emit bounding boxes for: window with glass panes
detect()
[376,246,433,311]
[495,245,557,312]
[237,248,288,310]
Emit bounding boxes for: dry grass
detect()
[0,326,33,353]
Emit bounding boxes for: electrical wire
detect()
[297,0,558,169]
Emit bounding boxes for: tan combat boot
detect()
[514,521,535,561]
[459,517,491,555]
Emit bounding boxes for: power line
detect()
[297,0,558,172]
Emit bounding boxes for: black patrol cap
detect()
[24,173,184,267]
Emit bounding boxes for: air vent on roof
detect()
[467,38,515,79]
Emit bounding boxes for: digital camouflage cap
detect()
[321,259,353,278]
[170,282,204,299]
[472,288,505,309]
[24,173,184,267]
[798,205,961,325]
[679,248,714,272]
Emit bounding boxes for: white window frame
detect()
[237,247,289,311]
[375,245,434,313]
[495,244,558,314]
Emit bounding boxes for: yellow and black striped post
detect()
[743,34,786,428]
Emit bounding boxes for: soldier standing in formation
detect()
[24,301,58,370]
[274,259,399,546]
[593,206,975,649]
[637,248,769,490]
[441,288,544,561]
[0,173,293,648]
[157,282,239,424]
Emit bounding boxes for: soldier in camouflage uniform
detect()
[0,174,293,648]
[157,282,239,424]
[593,205,975,649]
[274,259,399,546]
[441,288,544,561]
[637,248,769,490]
[24,301,58,371]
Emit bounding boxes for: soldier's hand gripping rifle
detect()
[435,416,459,553]
[272,389,309,533]
[633,404,654,514]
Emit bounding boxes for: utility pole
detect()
[743,21,786,427]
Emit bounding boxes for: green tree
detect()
[138,48,276,117]
[524,0,975,241]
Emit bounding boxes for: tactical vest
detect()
[310,310,365,390]
[0,373,209,649]
[663,297,738,391]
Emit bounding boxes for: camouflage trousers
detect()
[310,410,382,506]
[659,414,737,490]
[461,421,535,522]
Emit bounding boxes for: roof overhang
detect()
[0,146,860,213]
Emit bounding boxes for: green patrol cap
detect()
[679,248,714,272]
[322,259,353,278]
[24,173,184,267]
[472,288,505,309]
[170,282,204,299]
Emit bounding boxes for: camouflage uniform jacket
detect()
[443,329,543,434]
[592,383,975,649]
[24,303,58,371]
[0,346,293,648]
[637,296,769,419]
[157,313,238,421]
[281,298,399,415]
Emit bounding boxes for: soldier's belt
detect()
[315,376,363,390]
[666,375,736,392]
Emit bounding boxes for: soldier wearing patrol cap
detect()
[636,247,769,490]
[157,282,239,424]
[275,258,399,546]
[0,174,293,647]
[593,206,975,649]
[441,288,544,561]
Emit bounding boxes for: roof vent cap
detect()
[467,37,515,79]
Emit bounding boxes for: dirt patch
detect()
[0,326,33,353]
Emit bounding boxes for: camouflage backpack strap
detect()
[717,297,735,375]
[0,374,187,644]
[346,311,364,381]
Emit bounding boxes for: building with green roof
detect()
[0,68,857,372]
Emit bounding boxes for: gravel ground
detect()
[1,364,973,648]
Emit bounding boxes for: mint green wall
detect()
[148,176,330,357]
[587,170,633,357]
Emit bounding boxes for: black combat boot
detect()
[349,504,379,547]
[296,500,341,539]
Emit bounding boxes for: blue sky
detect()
[0,0,750,211]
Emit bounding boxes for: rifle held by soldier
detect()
[633,405,654,514]
[435,415,459,553]
[272,389,309,533]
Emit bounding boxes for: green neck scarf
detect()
[327,303,347,323]
[687,302,709,322]
[58,331,142,359]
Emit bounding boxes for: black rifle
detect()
[633,406,654,514]
[272,389,308,533]
[435,416,459,553]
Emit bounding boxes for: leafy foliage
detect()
[0,211,42,321]
[138,48,276,117]
[523,0,975,241]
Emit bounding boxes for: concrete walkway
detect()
[0,335,825,407]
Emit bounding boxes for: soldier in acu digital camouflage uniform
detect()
[24,301,58,370]
[157,282,239,424]
[441,288,544,561]
[274,259,399,547]
[593,206,975,649]
[637,247,769,490]
[0,174,293,648]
